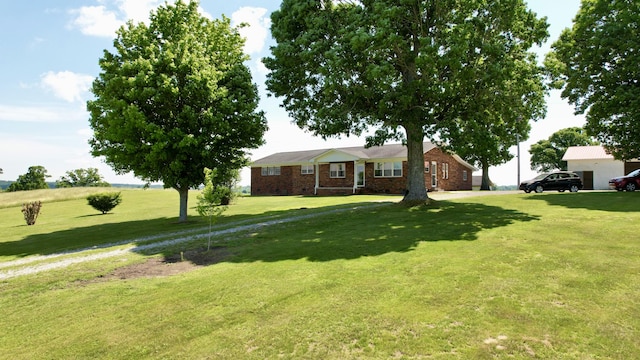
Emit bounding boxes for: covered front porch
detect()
[309,149,366,195]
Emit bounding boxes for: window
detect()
[463,170,468,181]
[301,165,314,174]
[374,163,383,177]
[424,161,430,173]
[441,163,449,179]
[330,163,345,178]
[393,162,402,176]
[374,161,402,177]
[261,166,281,176]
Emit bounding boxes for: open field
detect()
[1,190,639,359]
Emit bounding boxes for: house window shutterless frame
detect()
[261,166,281,176]
[301,165,314,174]
[441,163,449,179]
[330,163,345,178]
[463,170,468,181]
[374,161,402,177]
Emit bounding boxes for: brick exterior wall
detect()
[251,149,474,196]
[360,162,408,194]
[250,166,315,195]
[423,147,473,192]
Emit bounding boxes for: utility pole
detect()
[516,116,522,186]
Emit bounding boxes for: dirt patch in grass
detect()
[95,247,231,281]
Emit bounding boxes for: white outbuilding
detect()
[562,146,640,190]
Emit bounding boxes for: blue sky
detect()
[0,0,584,187]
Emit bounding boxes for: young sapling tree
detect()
[196,168,229,251]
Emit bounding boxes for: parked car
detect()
[609,168,640,191]
[519,171,584,193]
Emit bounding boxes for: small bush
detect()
[87,192,122,214]
[22,201,42,225]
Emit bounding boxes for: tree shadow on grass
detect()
[0,217,182,260]
[0,202,392,260]
[522,191,640,212]
[197,200,540,264]
[1,200,539,268]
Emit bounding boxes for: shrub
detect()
[87,192,122,214]
[22,201,42,225]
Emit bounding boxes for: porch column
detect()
[314,161,319,195]
[353,160,357,194]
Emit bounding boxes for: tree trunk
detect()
[402,123,428,202]
[480,161,491,191]
[177,186,189,222]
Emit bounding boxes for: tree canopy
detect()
[265,0,548,201]
[545,0,640,160]
[7,166,50,192]
[56,168,110,188]
[439,35,547,190]
[529,127,596,172]
[87,0,267,222]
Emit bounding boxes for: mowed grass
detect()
[1,190,639,359]
[0,189,396,261]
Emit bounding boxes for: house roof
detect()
[562,146,614,161]
[252,142,477,170]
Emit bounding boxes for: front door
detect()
[356,163,365,187]
[431,161,437,188]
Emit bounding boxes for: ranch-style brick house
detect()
[251,142,477,196]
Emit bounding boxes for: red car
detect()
[609,169,640,191]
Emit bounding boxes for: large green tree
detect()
[265,0,548,202]
[55,168,110,188]
[438,9,548,190]
[545,0,640,160]
[529,127,596,172]
[442,115,533,191]
[7,166,50,192]
[88,0,267,222]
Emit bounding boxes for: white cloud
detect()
[0,104,86,123]
[0,132,143,184]
[254,58,269,76]
[29,37,46,49]
[77,128,94,138]
[68,0,205,38]
[116,0,166,23]
[69,5,122,37]
[231,7,270,55]
[40,71,94,103]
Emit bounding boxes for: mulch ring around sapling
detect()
[95,246,231,281]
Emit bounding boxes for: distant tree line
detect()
[2,166,111,192]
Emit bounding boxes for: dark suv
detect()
[609,168,640,191]
[519,171,584,193]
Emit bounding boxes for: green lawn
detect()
[1,190,639,359]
